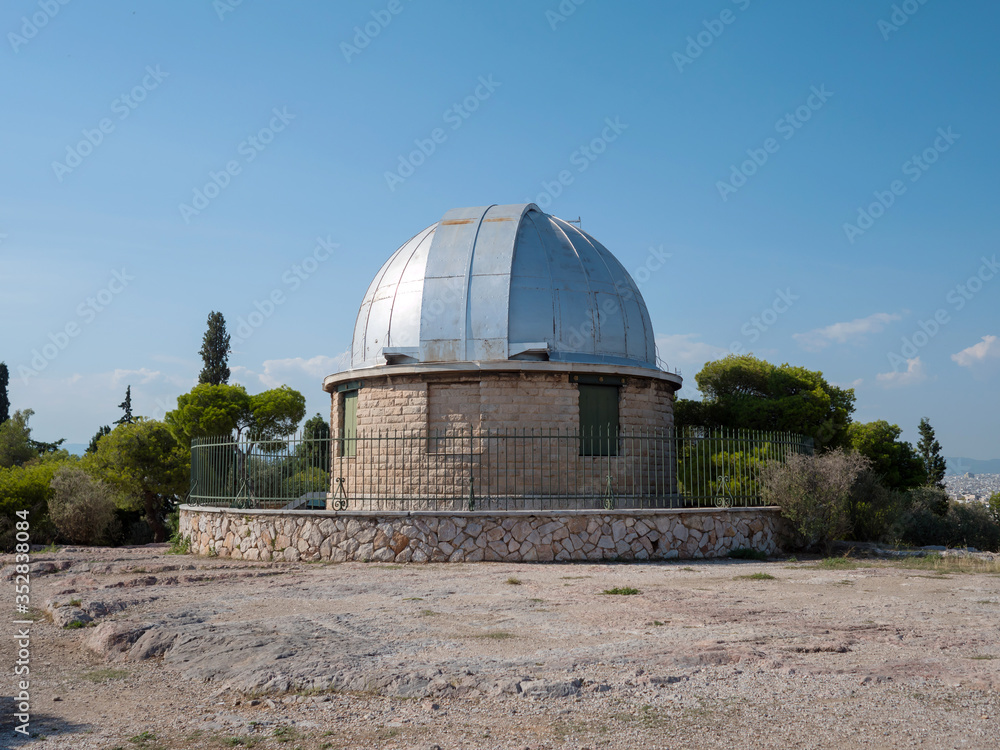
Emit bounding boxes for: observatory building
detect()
[322,203,682,507]
[181,203,792,562]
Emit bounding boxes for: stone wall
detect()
[326,367,679,507]
[178,506,784,563]
[331,368,676,437]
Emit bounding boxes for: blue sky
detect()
[2,0,997,458]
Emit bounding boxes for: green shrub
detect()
[907,486,950,517]
[0,458,65,551]
[49,466,118,546]
[989,492,1000,525]
[736,572,776,580]
[761,449,870,553]
[166,508,180,536]
[727,548,767,560]
[168,531,191,555]
[890,489,1000,551]
[848,468,907,542]
[601,586,641,595]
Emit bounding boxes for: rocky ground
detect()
[1,544,999,749]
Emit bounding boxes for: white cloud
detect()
[951,335,1000,371]
[111,367,165,386]
[876,356,927,387]
[234,352,351,389]
[231,353,350,424]
[793,312,901,352]
[260,353,350,388]
[832,378,864,389]
[654,334,728,378]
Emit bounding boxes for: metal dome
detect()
[350,203,658,370]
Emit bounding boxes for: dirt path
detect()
[2,545,999,749]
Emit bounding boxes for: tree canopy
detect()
[0,409,38,468]
[846,420,926,491]
[198,311,232,386]
[675,354,856,450]
[165,383,306,443]
[84,419,188,542]
[299,412,331,469]
[917,417,947,488]
[0,408,63,467]
[86,425,112,454]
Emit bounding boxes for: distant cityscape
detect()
[943,473,1000,503]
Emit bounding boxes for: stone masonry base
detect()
[178,505,785,563]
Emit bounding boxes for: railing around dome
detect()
[188,427,813,511]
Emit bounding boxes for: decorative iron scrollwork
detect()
[333,477,349,511]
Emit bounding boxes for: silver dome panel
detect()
[350,203,658,370]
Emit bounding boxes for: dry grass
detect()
[885,555,1000,575]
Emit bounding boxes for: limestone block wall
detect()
[326,369,678,507]
[178,506,784,563]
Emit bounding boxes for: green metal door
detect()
[579,384,619,456]
[343,390,358,457]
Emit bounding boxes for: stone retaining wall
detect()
[178,505,785,563]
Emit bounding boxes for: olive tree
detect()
[761,449,870,553]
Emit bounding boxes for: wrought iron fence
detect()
[189,427,812,511]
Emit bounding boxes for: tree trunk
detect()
[144,490,167,542]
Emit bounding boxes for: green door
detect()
[342,390,358,457]
[579,384,619,456]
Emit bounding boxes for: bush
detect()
[728,548,767,560]
[0,458,64,551]
[990,492,1000,525]
[48,466,118,545]
[848,468,907,543]
[889,488,1000,551]
[947,502,1000,551]
[907,486,950,517]
[761,449,870,553]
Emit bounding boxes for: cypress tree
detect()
[116,385,135,425]
[0,361,9,426]
[198,311,232,385]
[917,417,947,488]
